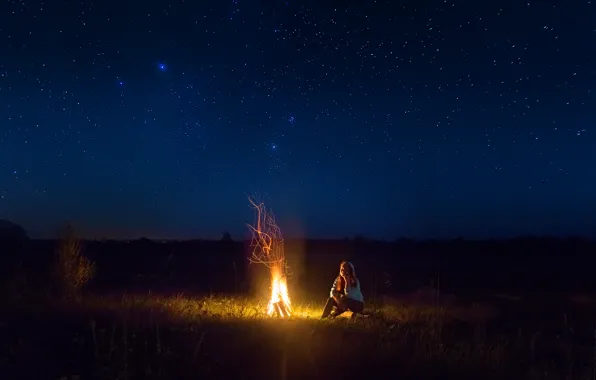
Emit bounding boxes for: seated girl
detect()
[321,261,364,318]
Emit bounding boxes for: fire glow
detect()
[247,197,292,318]
[267,266,292,317]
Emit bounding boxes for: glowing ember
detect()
[247,197,293,318]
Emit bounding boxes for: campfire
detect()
[247,197,292,318]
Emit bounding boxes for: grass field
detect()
[1,292,594,380]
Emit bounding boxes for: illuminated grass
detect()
[2,293,591,379]
[79,294,509,369]
[86,293,330,321]
[83,293,491,324]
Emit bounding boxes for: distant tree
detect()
[221,231,234,242]
[52,224,95,300]
[0,219,28,241]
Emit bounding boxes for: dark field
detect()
[1,237,596,379]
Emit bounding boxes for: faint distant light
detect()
[272,143,278,150]
[118,80,124,86]
[158,63,167,71]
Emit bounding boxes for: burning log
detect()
[272,301,290,318]
[247,197,292,317]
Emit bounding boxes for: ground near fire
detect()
[1,225,596,379]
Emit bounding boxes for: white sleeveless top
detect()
[344,279,364,303]
[329,277,364,303]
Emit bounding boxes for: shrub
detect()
[53,224,95,299]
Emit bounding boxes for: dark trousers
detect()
[321,296,364,318]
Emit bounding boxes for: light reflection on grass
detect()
[83,293,492,325]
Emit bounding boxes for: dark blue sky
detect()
[0,0,595,240]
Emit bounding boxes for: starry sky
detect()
[0,0,595,240]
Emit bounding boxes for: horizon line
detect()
[16,235,596,243]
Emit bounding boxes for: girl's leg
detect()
[321,297,338,318]
[330,305,346,318]
[331,297,350,318]
[344,298,364,314]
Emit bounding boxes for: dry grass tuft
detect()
[53,224,95,299]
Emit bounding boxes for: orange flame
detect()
[267,266,292,317]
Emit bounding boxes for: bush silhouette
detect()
[53,224,95,299]
[0,219,28,241]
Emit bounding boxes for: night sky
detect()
[0,0,595,240]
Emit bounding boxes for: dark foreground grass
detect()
[0,294,594,380]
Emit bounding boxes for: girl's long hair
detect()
[339,261,357,287]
